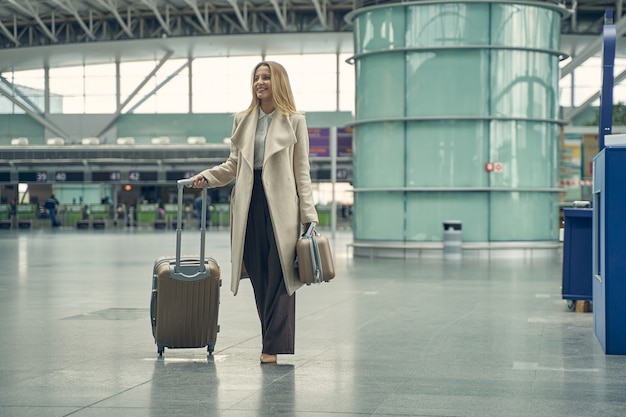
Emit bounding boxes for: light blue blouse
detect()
[254,108,275,169]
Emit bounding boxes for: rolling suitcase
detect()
[150,178,220,357]
[295,223,335,284]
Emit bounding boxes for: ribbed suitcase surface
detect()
[152,257,220,354]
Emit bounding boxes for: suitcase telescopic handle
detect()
[173,178,208,280]
[303,222,316,237]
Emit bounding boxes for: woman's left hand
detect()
[302,221,317,232]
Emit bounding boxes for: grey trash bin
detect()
[443,220,462,260]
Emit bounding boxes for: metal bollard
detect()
[443,220,462,260]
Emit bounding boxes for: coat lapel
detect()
[230,111,257,170]
[230,111,297,170]
[263,113,297,167]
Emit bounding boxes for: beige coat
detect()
[200,110,318,296]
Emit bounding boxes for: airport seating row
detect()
[10,136,209,146]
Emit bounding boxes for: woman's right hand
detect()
[190,174,207,188]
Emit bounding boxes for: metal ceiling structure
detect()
[0,0,619,47]
[0,0,353,48]
[0,1,621,74]
[0,0,622,124]
[0,0,618,48]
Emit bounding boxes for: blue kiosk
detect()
[592,145,626,354]
[592,10,626,354]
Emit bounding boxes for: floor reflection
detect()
[149,353,220,416]
[259,364,295,416]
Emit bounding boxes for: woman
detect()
[191,61,318,364]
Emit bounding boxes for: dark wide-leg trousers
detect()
[243,170,295,355]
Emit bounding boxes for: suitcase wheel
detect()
[157,344,165,357]
[207,343,214,355]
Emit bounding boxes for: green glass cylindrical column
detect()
[349,1,565,253]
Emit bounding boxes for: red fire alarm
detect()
[485,162,504,173]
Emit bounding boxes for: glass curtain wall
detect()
[0,54,355,115]
[351,1,564,243]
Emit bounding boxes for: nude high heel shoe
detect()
[260,353,277,363]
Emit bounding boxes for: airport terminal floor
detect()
[1,228,625,417]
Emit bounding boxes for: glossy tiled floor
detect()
[1,227,625,417]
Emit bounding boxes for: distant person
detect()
[81,205,90,220]
[127,205,137,228]
[194,193,211,229]
[114,204,125,226]
[44,194,60,227]
[9,199,16,219]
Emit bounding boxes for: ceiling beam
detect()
[49,0,96,40]
[183,0,211,34]
[258,12,282,32]
[96,50,174,138]
[0,83,68,139]
[126,60,190,113]
[118,50,174,111]
[226,0,250,32]
[269,0,288,30]
[0,19,20,46]
[141,0,171,35]
[0,76,43,114]
[93,0,134,38]
[311,0,327,29]
[6,0,58,42]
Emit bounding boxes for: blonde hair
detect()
[246,61,298,115]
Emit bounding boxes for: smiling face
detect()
[253,65,273,105]
[246,61,296,115]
